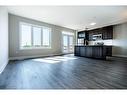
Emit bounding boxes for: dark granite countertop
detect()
[75,45,112,47]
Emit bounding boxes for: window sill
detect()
[19,47,51,50]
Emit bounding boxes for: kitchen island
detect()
[74,45,112,59]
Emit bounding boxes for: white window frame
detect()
[19,22,51,50]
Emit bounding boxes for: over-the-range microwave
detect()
[92,34,102,40]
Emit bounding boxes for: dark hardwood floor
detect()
[0,54,127,89]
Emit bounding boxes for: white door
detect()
[62,34,74,53]
[69,36,74,53]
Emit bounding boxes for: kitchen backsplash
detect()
[89,39,113,46]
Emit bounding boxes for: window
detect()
[33,27,41,47]
[20,22,51,49]
[21,24,32,48]
[43,27,51,47]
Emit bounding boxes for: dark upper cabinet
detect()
[88,30,94,41]
[88,28,102,41]
[102,26,113,40]
[78,31,88,40]
[78,31,85,38]
[87,26,113,41]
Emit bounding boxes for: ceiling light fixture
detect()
[90,22,96,26]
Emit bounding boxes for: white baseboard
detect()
[9,53,65,60]
[0,59,9,74]
[112,54,127,58]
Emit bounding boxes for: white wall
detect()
[0,7,8,73]
[112,22,127,57]
[9,14,76,60]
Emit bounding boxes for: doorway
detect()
[62,31,74,54]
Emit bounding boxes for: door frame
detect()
[62,32,74,54]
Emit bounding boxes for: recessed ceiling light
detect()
[90,22,96,26]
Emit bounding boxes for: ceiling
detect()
[7,6,127,31]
